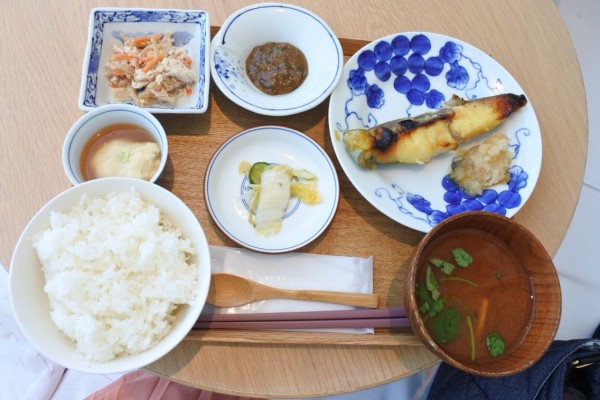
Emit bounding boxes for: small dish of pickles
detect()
[204,125,339,253]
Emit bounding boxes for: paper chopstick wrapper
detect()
[205,245,375,334]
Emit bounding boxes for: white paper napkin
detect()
[204,246,375,334]
[0,263,65,399]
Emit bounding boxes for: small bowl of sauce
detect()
[404,211,561,377]
[246,42,308,95]
[210,3,343,116]
[63,104,167,185]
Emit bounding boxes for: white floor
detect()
[551,0,600,341]
[5,1,600,399]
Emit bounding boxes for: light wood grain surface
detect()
[0,0,587,398]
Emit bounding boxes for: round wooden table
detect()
[1,1,587,398]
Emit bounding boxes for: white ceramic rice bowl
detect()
[8,177,211,374]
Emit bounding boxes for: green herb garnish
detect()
[117,151,130,162]
[452,248,473,268]
[450,295,475,320]
[416,283,429,311]
[418,246,496,357]
[440,276,479,287]
[466,315,476,361]
[425,265,441,300]
[486,332,506,357]
[431,307,462,343]
[417,282,444,318]
[430,258,455,274]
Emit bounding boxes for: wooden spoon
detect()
[207,273,380,308]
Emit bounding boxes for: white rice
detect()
[32,188,198,362]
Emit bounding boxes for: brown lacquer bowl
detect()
[404,211,561,377]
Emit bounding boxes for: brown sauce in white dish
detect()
[245,42,308,95]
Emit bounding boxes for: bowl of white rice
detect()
[8,177,211,374]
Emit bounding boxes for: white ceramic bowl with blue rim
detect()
[328,32,542,233]
[62,104,168,185]
[9,177,212,374]
[78,8,211,113]
[211,3,343,116]
[204,126,340,253]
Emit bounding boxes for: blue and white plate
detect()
[79,8,210,114]
[328,32,542,233]
[205,126,339,253]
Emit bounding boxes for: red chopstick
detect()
[193,307,409,330]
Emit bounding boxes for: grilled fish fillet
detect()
[343,93,527,168]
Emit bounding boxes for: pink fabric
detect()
[86,370,261,400]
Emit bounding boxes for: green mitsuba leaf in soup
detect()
[452,248,473,268]
[425,265,441,300]
[486,332,506,357]
[430,258,455,274]
[416,282,444,318]
[432,306,462,343]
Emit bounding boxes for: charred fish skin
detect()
[343,108,456,168]
[342,93,527,169]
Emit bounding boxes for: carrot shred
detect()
[111,53,140,61]
[475,297,489,342]
[133,34,161,48]
[183,57,192,67]
[106,68,127,78]
[142,53,164,72]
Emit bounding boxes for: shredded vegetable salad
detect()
[105,32,197,107]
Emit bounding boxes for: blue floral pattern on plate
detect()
[79,8,210,113]
[328,32,542,233]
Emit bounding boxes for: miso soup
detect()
[416,228,534,363]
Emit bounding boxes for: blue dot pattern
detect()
[404,166,529,226]
[348,34,477,110]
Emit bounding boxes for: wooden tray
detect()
[156,28,425,347]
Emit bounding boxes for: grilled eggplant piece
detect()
[343,93,527,168]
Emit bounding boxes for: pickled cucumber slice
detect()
[249,162,270,184]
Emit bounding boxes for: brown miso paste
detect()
[246,42,308,95]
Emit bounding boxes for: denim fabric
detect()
[426,324,600,400]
